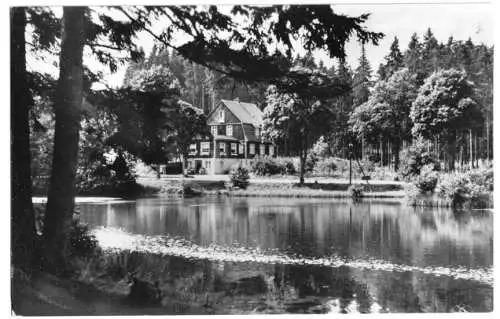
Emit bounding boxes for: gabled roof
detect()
[219,99,263,126]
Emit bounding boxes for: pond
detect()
[78,197,493,314]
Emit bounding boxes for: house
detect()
[187,98,276,174]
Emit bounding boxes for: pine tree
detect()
[352,43,372,106]
[404,32,422,81]
[421,28,440,75]
[380,37,403,79]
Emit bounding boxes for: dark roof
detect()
[220,99,263,126]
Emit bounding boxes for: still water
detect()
[79,197,493,313]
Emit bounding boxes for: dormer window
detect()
[227,125,233,136]
[218,110,225,122]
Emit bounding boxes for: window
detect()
[211,126,217,136]
[227,125,233,136]
[255,127,260,138]
[249,143,255,155]
[231,143,237,155]
[218,110,225,122]
[205,160,211,169]
[219,142,226,155]
[238,142,244,154]
[189,144,197,155]
[201,142,210,155]
[269,145,274,156]
[260,144,266,156]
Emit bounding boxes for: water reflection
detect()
[78,197,493,313]
[80,197,493,269]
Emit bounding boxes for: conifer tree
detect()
[352,43,372,106]
[380,36,403,80]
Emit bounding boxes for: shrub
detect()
[348,184,364,200]
[415,164,439,193]
[251,157,282,176]
[311,136,330,158]
[230,166,250,189]
[398,138,439,180]
[70,220,99,258]
[468,162,493,192]
[282,160,297,175]
[436,165,493,207]
[305,153,318,173]
[436,172,471,206]
[404,183,421,206]
[314,157,338,176]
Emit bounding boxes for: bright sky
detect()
[24,1,494,89]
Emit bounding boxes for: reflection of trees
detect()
[83,198,492,271]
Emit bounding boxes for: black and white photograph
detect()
[9,0,495,315]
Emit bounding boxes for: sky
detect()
[24,1,494,89]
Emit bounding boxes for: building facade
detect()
[187,99,275,174]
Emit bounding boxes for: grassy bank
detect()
[139,177,405,199]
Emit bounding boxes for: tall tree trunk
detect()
[486,118,490,160]
[474,130,478,168]
[379,138,383,167]
[11,7,37,269]
[394,141,401,171]
[43,7,85,272]
[469,129,473,169]
[445,132,457,171]
[299,133,307,185]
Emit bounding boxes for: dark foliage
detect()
[230,166,250,189]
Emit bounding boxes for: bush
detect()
[76,152,140,197]
[314,158,337,176]
[70,220,99,258]
[311,136,330,158]
[399,138,439,180]
[305,153,318,173]
[348,184,364,200]
[230,166,250,189]
[436,172,471,206]
[415,164,439,193]
[404,183,421,206]
[282,160,297,175]
[468,162,493,192]
[436,165,493,207]
[251,157,282,176]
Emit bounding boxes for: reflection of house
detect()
[187,98,276,174]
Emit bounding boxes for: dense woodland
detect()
[123,28,493,176]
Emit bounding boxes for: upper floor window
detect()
[200,142,210,155]
[189,144,197,155]
[218,110,225,122]
[211,126,217,136]
[227,125,233,136]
